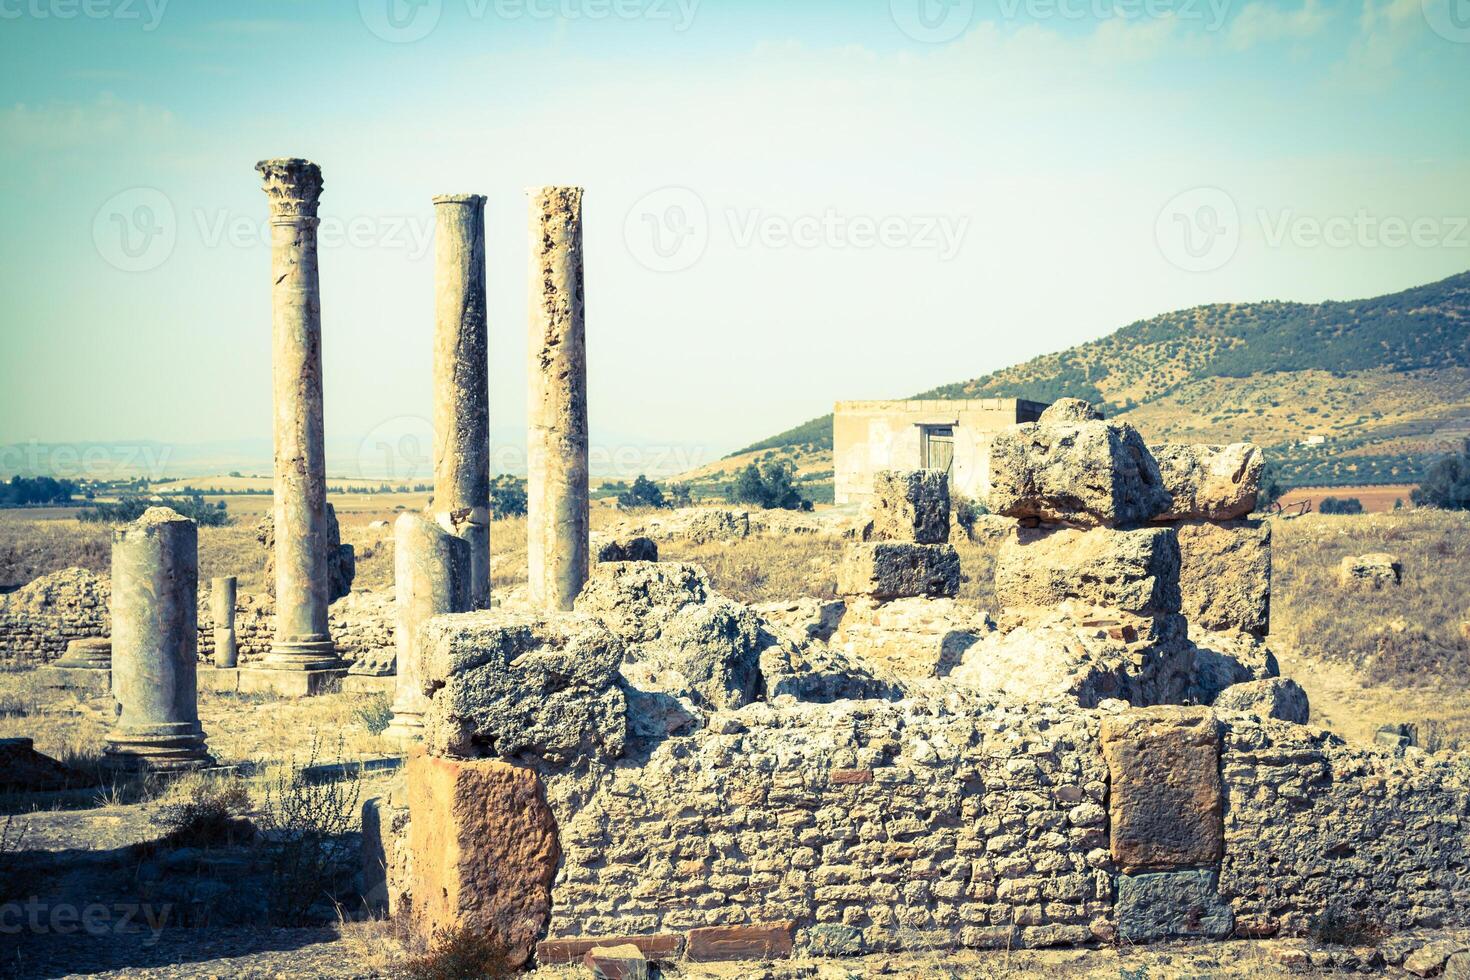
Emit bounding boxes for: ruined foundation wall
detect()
[1220,718,1470,935]
[542,698,1113,953]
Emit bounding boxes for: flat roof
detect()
[834,397,1051,413]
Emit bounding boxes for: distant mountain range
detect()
[716,270,1470,490]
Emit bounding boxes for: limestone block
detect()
[1176,519,1271,638]
[1188,629,1279,704]
[829,595,988,679]
[1037,397,1103,424]
[836,543,960,599]
[869,469,950,544]
[758,636,901,703]
[406,755,559,968]
[596,536,658,563]
[582,944,649,980]
[682,508,750,543]
[420,611,627,763]
[1212,677,1309,724]
[1338,553,1401,590]
[361,775,411,916]
[640,596,765,711]
[951,609,1193,707]
[537,935,683,965]
[686,921,796,962]
[1116,869,1234,942]
[995,525,1181,615]
[574,561,710,645]
[1405,940,1470,977]
[1152,443,1263,521]
[988,420,1170,528]
[1101,706,1223,872]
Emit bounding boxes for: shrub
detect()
[1412,440,1470,511]
[78,495,230,527]
[728,462,810,511]
[1318,496,1364,515]
[354,693,394,735]
[488,475,527,519]
[260,737,363,925]
[1306,901,1385,946]
[665,481,694,508]
[403,927,521,980]
[153,776,253,848]
[616,474,665,510]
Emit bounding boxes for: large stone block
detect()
[1153,443,1263,522]
[829,595,988,680]
[1212,677,1309,724]
[1116,869,1234,942]
[995,525,1181,615]
[420,611,627,763]
[406,755,559,968]
[869,469,950,544]
[637,596,765,711]
[1188,628,1278,704]
[1101,706,1223,872]
[836,542,960,599]
[988,420,1171,528]
[1338,553,1401,590]
[686,921,796,962]
[574,561,710,644]
[1175,519,1270,637]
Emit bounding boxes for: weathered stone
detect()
[385,513,472,744]
[0,567,110,666]
[1212,677,1309,724]
[761,628,902,702]
[1100,706,1222,872]
[829,595,987,679]
[1444,950,1470,980]
[361,772,410,916]
[596,536,658,563]
[54,636,110,669]
[642,596,764,711]
[104,507,211,771]
[1116,869,1234,942]
[995,525,1181,615]
[806,923,866,957]
[583,944,649,980]
[1405,940,1470,978]
[988,419,1170,528]
[0,737,87,791]
[682,508,750,543]
[420,610,626,763]
[431,193,492,610]
[836,542,960,599]
[1152,443,1263,521]
[1175,519,1271,638]
[527,186,589,612]
[1188,629,1279,704]
[574,561,710,645]
[536,935,683,965]
[686,921,796,962]
[1037,397,1103,424]
[869,469,951,544]
[256,505,354,607]
[751,597,845,648]
[406,755,558,968]
[257,158,342,671]
[210,576,237,668]
[1338,553,1401,590]
[952,608,1193,707]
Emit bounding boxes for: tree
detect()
[727,462,810,511]
[617,474,666,510]
[488,474,528,518]
[665,481,693,508]
[730,464,768,508]
[1411,440,1470,511]
[1318,496,1363,515]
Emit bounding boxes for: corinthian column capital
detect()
[256,158,323,221]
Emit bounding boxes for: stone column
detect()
[104,507,210,771]
[526,186,589,612]
[384,513,470,743]
[257,158,339,670]
[211,576,238,668]
[430,194,491,610]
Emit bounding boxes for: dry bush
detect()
[152,774,253,847]
[402,927,521,980]
[354,693,394,735]
[259,736,364,925]
[1306,901,1387,946]
[1272,510,1470,688]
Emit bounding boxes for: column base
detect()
[264,636,343,671]
[238,666,346,697]
[37,666,112,694]
[382,712,424,744]
[104,723,211,772]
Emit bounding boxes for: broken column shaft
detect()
[104,507,210,771]
[385,512,471,743]
[431,194,491,609]
[211,575,238,668]
[526,186,589,612]
[257,157,340,670]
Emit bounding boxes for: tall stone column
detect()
[104,507,210,771]
[526,186,589,612]
[257,158,339,670]
[211,576,238,668]
[430,194,491,610]
[384,513,471,743]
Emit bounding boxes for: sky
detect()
[1,0,1468,480]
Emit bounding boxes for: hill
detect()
[716,270,1470,490]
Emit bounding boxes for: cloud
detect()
[1225,0,1328,49]
[0,94,177,153]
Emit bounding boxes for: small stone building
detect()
[833,398,1048,505]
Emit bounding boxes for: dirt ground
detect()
[1276,485,1418,514]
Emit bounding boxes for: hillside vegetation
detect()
[725,271,1470,489]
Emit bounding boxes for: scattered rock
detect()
[583,943,650,980]
[1212,677,1309,724]
[596,537,659,563]
[1188,629,1279,704]
[1037,397,1103,424]
[1405,940,1470,978]
[1338,553,1402,590]
[575,561,711,645]
[1152,443,1263,521]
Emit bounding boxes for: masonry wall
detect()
[833,399,1047,506]
[541,697,1114,954]
[1220,717,1470,935]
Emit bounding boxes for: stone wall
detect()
[541,696,1111,953]
[0,568,394,672]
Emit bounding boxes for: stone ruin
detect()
[364,396,1470,970]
